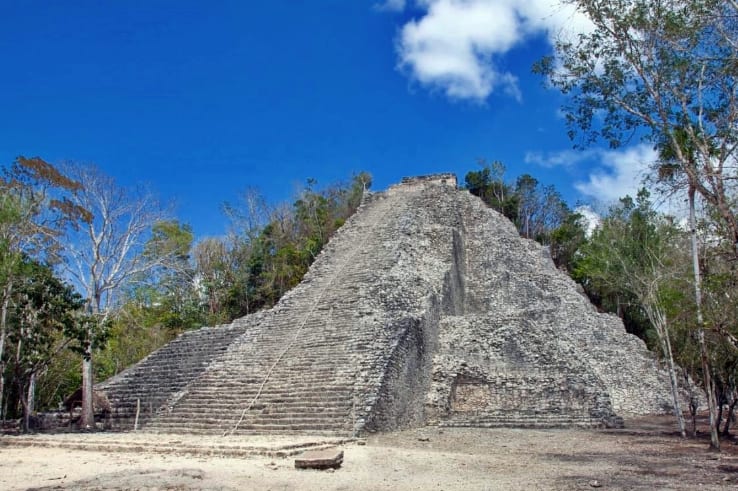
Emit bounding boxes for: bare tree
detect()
[193,237,231,319]
[57,163,170,428]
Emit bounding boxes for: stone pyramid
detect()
[98,174,675,435]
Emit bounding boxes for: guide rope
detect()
[226,188,385,436]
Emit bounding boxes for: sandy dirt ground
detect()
[2,416,738,490]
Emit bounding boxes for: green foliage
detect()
[537,0,738,255]
[94,297,180,381]
[2,259,84,423]
[572,189,683,344]
[464,161,571,245]
[464,160,518,221]
[549,211,587,272]
[195,172,372,324]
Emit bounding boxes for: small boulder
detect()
[295,448,344,470]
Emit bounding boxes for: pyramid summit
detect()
[98,174,674,435]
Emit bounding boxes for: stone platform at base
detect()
[0,432,356,458]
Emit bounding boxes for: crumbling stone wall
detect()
[423,187,675,428]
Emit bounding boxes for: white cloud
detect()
[524,148,597,169]
[396,0,593,101]
[375,0,407,12]
[574,144,657,203]
[574,205,601,237]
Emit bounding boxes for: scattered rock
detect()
[295,448,344,470]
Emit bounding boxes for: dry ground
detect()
[2,415,738,490]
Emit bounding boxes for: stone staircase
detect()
[100,178,462,435]
[97,324,249,428]
[98,174,677,436]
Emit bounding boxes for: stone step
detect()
[0,435,355,458]
[152,413,351,426]
[440,419,603,429]
[440,413,603,429]
[144,426,350,437]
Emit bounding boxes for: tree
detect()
[536,0,738,252]
[0,157,85,420]
[192,237,228,322]
[575,189,688,437]
[141,220,202,331]
[56,163,170,428]
[464,160,518,220]
[549,211,588,271]
[8,259,83,431]
[536,0,738,451]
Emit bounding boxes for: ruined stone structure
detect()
[98,174,675,435]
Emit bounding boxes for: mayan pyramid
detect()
[97,174,675,435]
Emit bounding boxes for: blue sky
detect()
[0,1,655,237]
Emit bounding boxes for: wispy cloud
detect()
[524,149,597,169]
[374,0,407,12]
[396,0,593,102]
[574,144,657,203]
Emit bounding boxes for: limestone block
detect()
[295,448,344,469]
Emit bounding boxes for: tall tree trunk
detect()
[649,305,686,438]
[722,396,737,436]
[27,372,35,415]
[689,187,720,450]
[16,335,29,432]
[0,281,13,420]
[79,353,94,429]
[23,372,36,432]
[80,290,103,430]
[79,307,95,429]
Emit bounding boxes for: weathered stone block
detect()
[295,449,344,469]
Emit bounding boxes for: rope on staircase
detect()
[225,194,389,436]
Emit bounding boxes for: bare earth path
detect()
[2,416,738,490]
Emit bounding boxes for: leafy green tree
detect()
[194,172,372,323]
[464,160,518,220]
[574,189,688,436]
[549,211,587,272]
[465,164,570,244]
[142,220,203,331]
[7,259,83,431]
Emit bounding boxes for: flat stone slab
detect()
[294,448,344,469]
